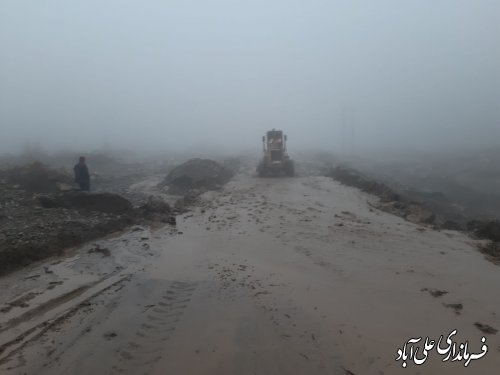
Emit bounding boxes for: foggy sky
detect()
[1,0,499,155]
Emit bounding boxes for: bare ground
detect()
[0,172,499,374]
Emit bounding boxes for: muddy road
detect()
[1,173,499,374]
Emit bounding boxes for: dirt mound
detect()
[38,191,133,215]
[142,195,171,214]
[2,162,73,193]
[328,166,400,202]
[160,158,233,194]
[329,166,438,225]
[0,160,182,275]
[1,188,177,274]
[0,183,133,274]
[328,165,500,265]
[0,213,131,274]
[467,220,500,242]
[377,201,436,225]
[469,218,500,264]
[137,195,176,224]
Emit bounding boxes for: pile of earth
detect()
[1,162,74,193]
[0,163,177,274]
[467,220,500,242]
[160,158,233,194]
[0,182,133,274]
[328,166,445,226]
[328,166,400,202]
[467,220,500,264]
[136,195,176,225]
[38,191,133,214]
[328,166,500,264]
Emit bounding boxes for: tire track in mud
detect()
[208,258,341,373]
[110,281,199,375]
[0,279,200,375]
[0,272,133,367]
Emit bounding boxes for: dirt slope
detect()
[0,173,499,374]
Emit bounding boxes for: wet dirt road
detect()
[1,173,499,374]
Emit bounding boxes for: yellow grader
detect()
[257,129,295,177]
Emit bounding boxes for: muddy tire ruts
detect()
[110,281,198,374]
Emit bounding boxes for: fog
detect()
[1,0,499,156]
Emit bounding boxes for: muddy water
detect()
[1,174,499,374]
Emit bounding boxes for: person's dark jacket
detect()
[74,163,90,191]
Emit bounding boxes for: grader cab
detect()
[257,129,295,177]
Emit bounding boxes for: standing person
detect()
[74,156,90,191]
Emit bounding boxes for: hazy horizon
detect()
[1,0,499,156]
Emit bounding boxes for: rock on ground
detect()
[142,195,171,214]
[137,195,176,224]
